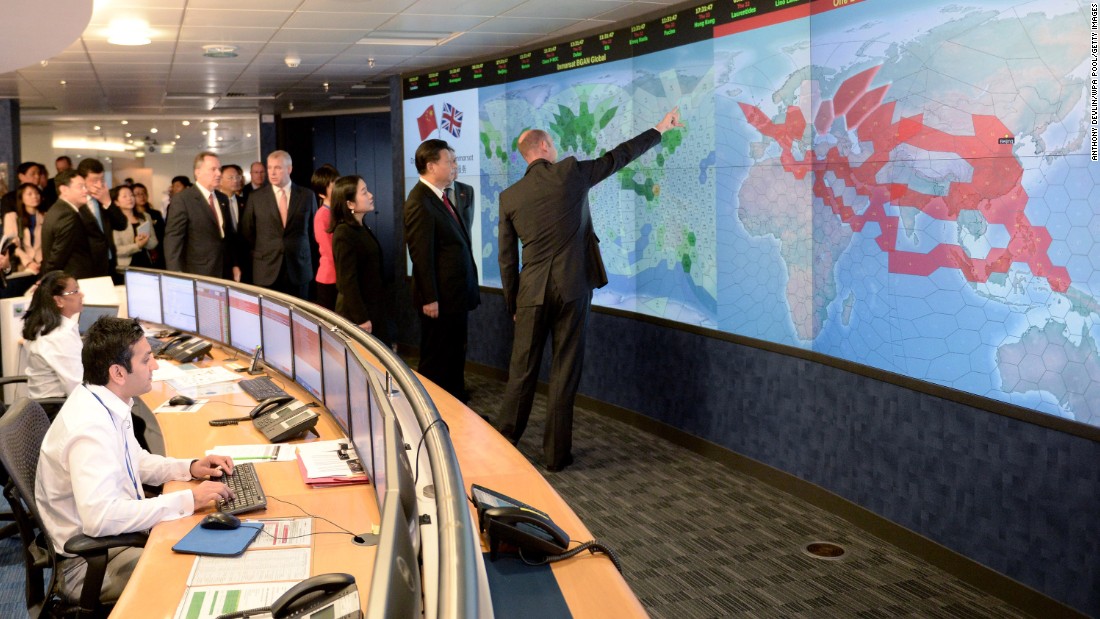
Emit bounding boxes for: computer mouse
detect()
[200,512,240,530]
[169,395,196,407]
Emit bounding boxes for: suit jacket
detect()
[239,183,315,287]
[240,182,266,206]
[498,128,662,315]
[332,221,385,325]
[163,185,236,279]
[450,181,475,236]
[403,180,479,313]
[41,199,111,279]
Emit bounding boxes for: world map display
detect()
[403,0,1099,428]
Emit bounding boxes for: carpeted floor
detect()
[460,370,1029,619]
[0,367,1033,618]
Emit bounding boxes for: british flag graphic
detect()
[441,103,462,138]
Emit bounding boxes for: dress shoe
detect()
[544,454,574,472]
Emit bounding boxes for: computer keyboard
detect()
[238,376,290,402]
[216,462,268,516]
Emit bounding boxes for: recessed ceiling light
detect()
[175,134,181,139]
[217,136,224,141]
[107,19,152,46]
[125,132,132,138]
[245,133,252,138]
[209,122,219,129]
[202,44,238,58]
[357,31,461,46]
[202,131,207,135]
[93,125,101,131]
[182,120,190,126]
[121,120,128,125]
[150,128,158,134]
[59,80,66,86]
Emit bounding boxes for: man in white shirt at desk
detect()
[36,317,236,603]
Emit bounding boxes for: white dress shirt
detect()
[196,184,225,238]
[24,314,83,399]
[36,384,196,556]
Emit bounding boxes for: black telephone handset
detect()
[270,573,358,619]
[249,395,295,419]
[159,334,192,355]
[484,505,570,559]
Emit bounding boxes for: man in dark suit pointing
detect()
[404,140,480,400]
[495,107,684,471]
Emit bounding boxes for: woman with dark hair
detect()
[111,184,157,273]
[4,182,45,275]
[330,175,386,341]
[133,182,166,268]
[311,164,340,310]
[22,270,84,404]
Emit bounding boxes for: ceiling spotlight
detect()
[175,134,181,139]
[368,58,375,69]
[150,128,158,134]
[209,122,219,129]
[93,125,101,131]
[201,130,207,135]
[125,132,132,138]
[59,80,67,86]
[217,136,224,141]
[121,120,128,125]
[285,54,301,68]
[322,82,329,93]
[246,133,252,138]
[40,60,48,67]
[288,101,295,111]
[182,120,190,126]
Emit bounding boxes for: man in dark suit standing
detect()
[41,170,113,279]
[446,166,476,236]
[240,161,267,205]
[239,151,314,299]
[163,151,239,280]
[77,158,128,282]
[404,140,480,401]
[495,108,684,471]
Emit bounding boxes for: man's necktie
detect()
[277,187,289,227]
[441,189,461,225]
[208,192,223,238]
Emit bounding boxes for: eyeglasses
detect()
[58,289,81,296]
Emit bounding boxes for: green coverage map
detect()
[469,0,1099,427]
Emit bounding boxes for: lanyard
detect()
[89,390,143,501]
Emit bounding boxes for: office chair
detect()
[0,398,147,618]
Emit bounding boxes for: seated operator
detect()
[36,316,236,603]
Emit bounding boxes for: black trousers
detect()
[418,310,468,400]
[496,290,590,468]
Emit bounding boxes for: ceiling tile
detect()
[87,6,185,27]
[470,16,578,35]
[404,0,525,16]
[298,0,417,12]
[370,12,490,33]
[284,12,392,30]
[177,26,278,43]
[504,0,629,19]
[184,9,293,29]
[271,29,366,45]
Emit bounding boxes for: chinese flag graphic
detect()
[417,106,437,140]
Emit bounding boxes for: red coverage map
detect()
[738,65,1071,293]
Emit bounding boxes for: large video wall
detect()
[402,0,1099,428]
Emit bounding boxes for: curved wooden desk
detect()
[111,345,644,618]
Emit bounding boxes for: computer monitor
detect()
[259,297,293,378]
[79,305,119,334]
[291,309,324,403]
[321,329,350,434]
[348,358,377,496]
[227,289,261,354]
[124,270,162,324]
[364,496,423,619]
[195,281,230,345]
[159,274,197,333]
[378,399,419,553]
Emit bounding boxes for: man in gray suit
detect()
[163,151,239,280]
[495,107,684,471]
[239,150,314,299]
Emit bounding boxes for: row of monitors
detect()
[125,270,410,509]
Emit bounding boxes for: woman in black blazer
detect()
[330,175,386,341]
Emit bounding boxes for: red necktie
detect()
[441,190,460,225]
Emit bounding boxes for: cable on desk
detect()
[268,495,361,541]
[413,417,450,485]
[520,539,624,574]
